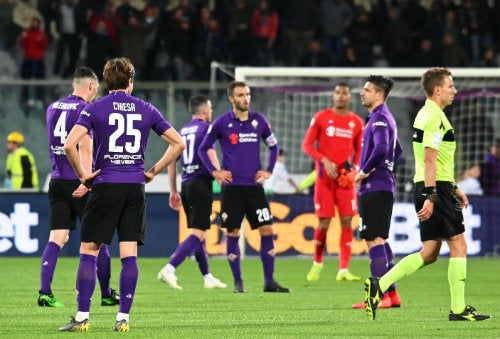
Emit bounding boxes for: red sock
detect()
[339,227,353,270]
[313,228,327,263]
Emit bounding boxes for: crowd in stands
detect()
[1,0,500,83]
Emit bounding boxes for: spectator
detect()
[167,14,195,81]
[140,3,165,81]
[481,139,500,196]
[346,6,375,66]
[251,0,279,66]
[4,131,39,190]
[338,45,361,67]
[227,0,255,66]
[382,7,411,67]
[0,0,15,51]
[440,32,470,67]
[318,0,353,62]
[282,0,318,66]
[114,11,147,79]
[195,15,226,80]
[298,38,332,67]
[53,0,80,78]
[479,48,499,67]
[19,16,49,114]
[457,164,483,196]
[413,37,440,67]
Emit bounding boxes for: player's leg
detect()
[39,229,69,307]
[196,239,227,289]
[97,244,119,305]
[115,241,138,332]
[307,178,334,281]
[221,185,246,292]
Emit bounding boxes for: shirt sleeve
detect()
[302,115,324,162]
[416,110,443,150]
[352,117,363,167]
[198,122,219,174]
[360,118,390,173]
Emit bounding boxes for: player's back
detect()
[79,91,171,184]
[46,95,87,180]
[179,119,211,182]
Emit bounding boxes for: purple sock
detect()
[96,244,111,297]
[119,256,138,314]
[40,241,61,294]
[384,242,397,292]
[369,244,388,279]
[260,235,275,285]
[226,236,242,283]
[170,234,201,268]
[76,254,97,312]
[194,241,209,276]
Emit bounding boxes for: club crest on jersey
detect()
[326,126,335,137]
[228,133,238,144]
[251,119,258,129]
[349,121,355,129]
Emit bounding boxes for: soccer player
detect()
[39,66,119,308]
[198,80,289,293]
[351,75,402,309]
[364,67,491,321]
[302,82,363,282]
[157,95,227,290]
[59,58,185,332]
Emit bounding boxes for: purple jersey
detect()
[198,109,279,186]
[46,95,89,180]
[76,91,171,184]
[358,103,402,196]
[179,119,215,182]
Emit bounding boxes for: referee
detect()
[364,67,491,321]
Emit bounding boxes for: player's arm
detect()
[167,161,181,211]
[72,133,93,198]
[199,124,232,184]
[417,146,438,221]
[64,124,100,187]
[145,127,186,183]
[352,119,363,168]
[355,123,388,185]
[255,122,278,183]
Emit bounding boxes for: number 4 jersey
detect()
[76,91,171,184]
[46,94,90,180]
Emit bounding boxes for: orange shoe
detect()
[353,293,392,309]
[388,290,401,307]
[352,301,365,309]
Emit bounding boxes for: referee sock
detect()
[226,236,242,283]
[313,228,327,264]
[40,241,60,294]
[379,252,424,293]
[96,244,112,297]
[194,241,210,276]
[170,234,201,268]
[119,256,138,314]
[76,254,97,313]
[448,257,467,314]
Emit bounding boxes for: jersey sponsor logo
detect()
[326,126,353,138]
[432,132,443,147]
[80,110,90,117]
[372,121,387,127]
[182,164,200,174]
[265,133,277,147]
[50,145,65,155]
[104,154,143,165]
[52,102,79,110]
[112,102,136,111]
[239,132,258,143]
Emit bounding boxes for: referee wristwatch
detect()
[423,186,437,203]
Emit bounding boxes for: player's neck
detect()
[109,89,129,94]
[233,109,249,121]
[332,107,349,116]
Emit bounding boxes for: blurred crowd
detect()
[1,0,500,83]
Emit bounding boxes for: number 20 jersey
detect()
[46,94,89,180]
[76,91,171,184]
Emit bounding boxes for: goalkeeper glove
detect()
[336,168,357,188]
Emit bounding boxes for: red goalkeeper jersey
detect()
[302,108,363,168]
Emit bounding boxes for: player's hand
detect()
[80,169,100,189]
[321,158,338,179]
[72,184,89,198]
[417,199,434,222]
[455,188,469,209]
[255,170,271,184]
[169,191,181,211]
[212,170,232,184]
[144,170,155,183]
[337,168,357,188]
[354,169,374,188]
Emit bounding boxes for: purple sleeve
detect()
[198,123,218,174]
[361,125,389,173]
[267,145,279,173]
[260,114,279,173]
[151,106,172,135]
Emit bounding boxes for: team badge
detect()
[221,212,228,222]
[251,119,258,129]
[349,121,355,129]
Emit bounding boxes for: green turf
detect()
[0,256,498,338]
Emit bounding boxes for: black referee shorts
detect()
[81,183,146,245]
[181,175,213,230]
[358,191,394,241]
[48,179,87,231]
[221,185,273,230]
[414,181,465,241]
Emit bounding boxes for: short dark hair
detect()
[421,67,452,97]
[335,82,350,89]
[103,58,135,91]
[188,95,209,115]
[227,81,248,97]
[365,75,394,99]
[74,66,98,80]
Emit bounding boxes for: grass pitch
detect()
[0,256,498,338]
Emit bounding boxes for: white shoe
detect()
[157,268,182,290]
[204,276,227,289]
